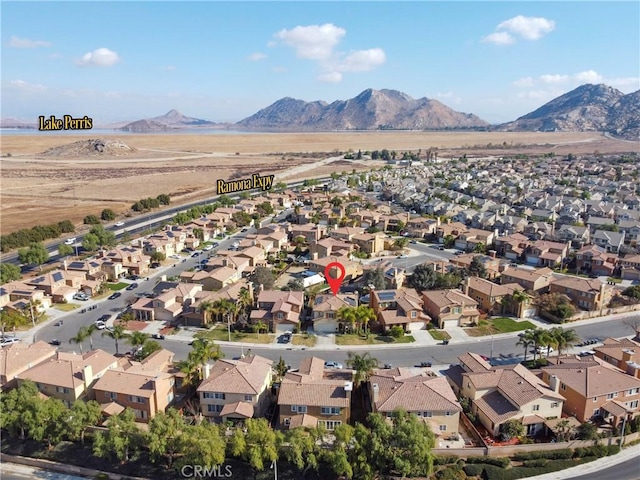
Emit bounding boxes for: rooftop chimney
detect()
[622,349,635,363]
[549,374,560,393]
[203,363,211,380]
[82,364,93,390]
[372,383,379,403]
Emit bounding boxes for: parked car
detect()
[536,346,554,354]
[73,293,89,301]
[382,363,393,369]
[108,292,121,300]
[54,320,63,326]
[398,254,408,259]
[115,221,125,227]
[126,283,139,291]
[203,245,214,251]
[151,333,165,340]
[49,339,61,346]
[416,361,432,368]
[241,228,248,233]
[98,314,111,323]
[0,337,20,347]
[94,320,106,330]
[324,361,343,369]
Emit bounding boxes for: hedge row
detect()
[476,458,598,480]
[434,455,461,466]
[512,448,572,461]
[573,444,619,458]
[1,220,75,252]
[465,455,510,467]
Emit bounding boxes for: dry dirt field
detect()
[1,131,637,234]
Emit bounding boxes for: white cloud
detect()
[247,52,267,61]
[608,76,640,89]
[481,32,515,45]
[318,72,342,83]
[483,15,555,45]
[338,48,386,72]
[274,23,345,60]
[76,48,120,67]
[9,36,50,48]
[436,91,454,98]
[540,74,570,84]
[273,23,385,83]
[9,79,46,91]
[512,77,534,87]
[497,15,555,40]
[574,70,603,83]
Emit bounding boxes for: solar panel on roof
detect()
[378,291,396,301]
[69,262,84,269]
[52,272,64,282]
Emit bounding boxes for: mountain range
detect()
[2,84,638,138]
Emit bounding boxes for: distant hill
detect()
[120,109,221,132]
[236,88,489,131]
[120,119,173,133]
[499,84,640,139]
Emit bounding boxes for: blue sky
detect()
[2,1,639,125]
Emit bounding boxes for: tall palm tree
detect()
[337,306,357,334]
[549,327,580,355]
[69,326,91,354]
[238,287,253,311]
[199,301,215,325]
[86,324,97,351]
[530,328,552,361]
[127,331,150,348]
[355,306,376,335]
[516,329,535,363]
[101,325,129,355]
[346,352,379,387]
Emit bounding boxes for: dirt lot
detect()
[1,131,636,233]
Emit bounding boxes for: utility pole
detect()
[619,415,627,448]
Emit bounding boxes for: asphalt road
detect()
[565,456,640,480]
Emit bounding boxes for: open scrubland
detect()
[0,131,634,234]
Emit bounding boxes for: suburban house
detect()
[309,237,353,259]
[309,255,362,281]
[575,245,618,276]
[542,354,640,427]
[24,270,85,303]
[312,293,358,334]
[180,267,242,291]
[494,233,529,260]
[454,228,496,253]
[593,338,640,374]
[422,289,480,329]
[0,341,57,390]
[445,353,565,437]
[291,224,326,244]
[16,349,119,407]
[548,277,611,312]
[449,253,501,279]
[329,226,365,242]
[250,290,304,333]
[556,225,590,247]
[524,240,569,267]
[619,254,640,282]
[92,350,178,423]
[197,355,273,423]
[0,281,52,313]
[98,247,150,277]
[592,230,626,253]
[463,277,534,317]
[131,283,203,322]
[277,356,353,430]
[500,266,554,293]
[351,232,386,255]
[369,368,461,437]
[369,288,429,332]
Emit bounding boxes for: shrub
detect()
[434,455,460,466]
[465,456,510,468]
[462,464,484,477]
[435,465,467,480]
[523,459,548,467]
[607,444,620,456]
[83,214,101,225]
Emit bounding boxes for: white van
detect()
[64,237,77,245]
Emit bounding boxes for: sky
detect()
[2,1,639,125]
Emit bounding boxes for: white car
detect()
[115,221,125,227]
[324,361,343,369]
[64,237,76,245]
[0,338,20,347]
[203,245,214,251]
[536,346,554,354]
[94,320,106,330]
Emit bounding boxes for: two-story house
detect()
[369,288,429,332]
[0,341,57,390]
[463,277,532,317]
[422,289,480,329]
[197,355,273,423]
[312,293,357,334]
[500,266,553,293]
[548,277,611,312]
[250,290,304,333]
[575,245,618,276]
[592,230,626,253]
[278,356,352,431]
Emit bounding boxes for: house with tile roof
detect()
[593,338,640,375]
[542,354,640,427]
[312,293,358,334]
[0,281,52,312]
[369,368,461,437]
[250,290,304,333]
[0,341,57,390]
[16,349,119,407]
[619,254,640,281]
[197,355,273,423]
[370,288,430,332]
[93,364,176,423]
[593,230,626,253]
[500,266,554,293]
[463,277,533,317]
[548,276,611,312]
[575,245,618,276]
[131,283,202,322]
[277,356,353,430]
[444,352,565,437]
[422,289,480,329]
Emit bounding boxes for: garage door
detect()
[313,319,337,334]
[442,319,458,329]
[522,308,537,318]
[274,323,293,334]
[408,322,425,332]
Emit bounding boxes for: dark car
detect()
[416,361,432,368]
[49,339,61,346]
[54,320,63,326]
[151,333,165,340]
[98,314,111,323]
[382,363,392,369]
[126,283,139,291]
[108,292,122,300]
[241,228,248,233]
[127,275,140,281]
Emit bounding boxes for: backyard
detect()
[466,317,537,337]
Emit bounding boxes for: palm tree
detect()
[337,306,357,334]
[199,301,215,325]
[86,324,97,351]
[238,287,253,311]
[69,326,91,354]
[346,352,379,387]
[127,331,150,348]
[549,327,580,355]
[101,325,129,355]
[254,320,268,336]
[355,306,376,335]
[530,328,553,361]
[516,329,535,363]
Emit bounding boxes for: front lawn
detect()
[292,334,317,347]
[195,327,274,344]
[53,303,80,312]
[428,329,451,341]
[334,333,415,345]
[106,282,128,291]
[467,317,536,337]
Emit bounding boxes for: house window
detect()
[134,409,147,419]
[320,420,342,431]
[207,404,223,413]
[560,383,567,391]
[445,411,451,416]
[424,411,433,418]
[439,425,447,432]
[167,392,174,404]
[628,388,640,395]
[411,311,417,318]
[203,392,214,399]
[244,395,253,402]
[629,400,639,409]
[593,408,600,417]
[551,402,559,408]
[35,383,43,390]
[291,405,307,413]
[128,395,146,404]
[532,405,540,412]
[593,396,598,402]
[214,392,226,400]
[56,386,70,394]
[106,392,117,401]
[277,312,284,319]
[321,407,341,415]
[606,392,618,400]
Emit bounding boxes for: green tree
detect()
[147,408,185,469]
[549,326,580,355]
[30,397,68,449]
[362,267,386,291]
[282,427,321,475]
[101,324,130,355]
[178,422,226,470]
[443,235,455,248]
[69,326,91,354]
[157,194,171,205]
[355,305,376,334]
[274,356,289,380]
[139,340,162,359]
[282,278,304,291]
[325,424,354,478]
[408,263,437,292]
[389,325,404,338]
[93,408,143,463]
[0,380,42,440]
[499,419,524,441]
[127,331,150,348]
[516,329,535,363]
[150,251,166,262]
[83,214,101,225]
[67,400,102,444]
[0,308,29,336]
[468,256,488,279]
[18,242,49,270]
[101,209,116,221]
[346,352,378,387]
[89,225,116,248]
[576,422,598,440]
[58,243,74,257]
[622,285,640,300]
[337,306,358,334]
[274,182,287,193]
[394,237,409,249]
[252,266,276,290]
[0,263,21,284]
[82,233,99,252]
[241,418,281,471]
[387,409,436,477]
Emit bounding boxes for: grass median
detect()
[195,327,274,344]
[335,333,415,345]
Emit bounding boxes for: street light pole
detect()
[490,333,494,366]
[271,460,278,480]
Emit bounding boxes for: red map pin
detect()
[324,261,346,296]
